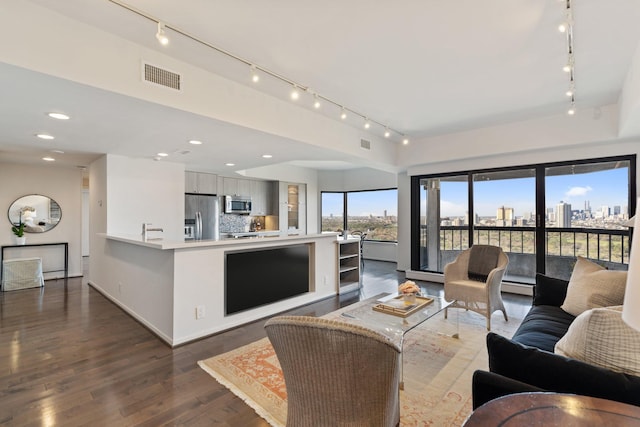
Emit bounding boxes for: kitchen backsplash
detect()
[219,213,251,233]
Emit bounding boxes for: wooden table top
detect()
[463,392,640,426]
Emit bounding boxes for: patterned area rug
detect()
[198,300,521,426]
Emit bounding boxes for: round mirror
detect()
[8,194,62,233]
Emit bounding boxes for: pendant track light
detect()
[560,0,576,116]
[290,85,300,100]
[156,22,169,45]
[250,65,260,83]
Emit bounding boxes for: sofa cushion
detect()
[487,332,640,406]
[555,306,640,376]
[511,305,575,352]
[560,257,627,317]
[532,273,568,307]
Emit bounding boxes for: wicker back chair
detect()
[265,315,401,427]
[444,245,509,330]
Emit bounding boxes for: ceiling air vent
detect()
[360,139,371,150]
[142,62,182,91]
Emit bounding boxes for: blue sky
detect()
[322,190,398,217]
[437,168,629,217]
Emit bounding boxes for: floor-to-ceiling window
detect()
[321,189,398,242]
[412,155,636,283]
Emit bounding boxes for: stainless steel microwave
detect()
[224,195,252,214]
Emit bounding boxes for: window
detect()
[321,189,398,242]
[321,192,344,232]
[412,155,636,283]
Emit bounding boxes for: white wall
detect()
[105,154,185,240]
[0,162,84,277]
[88,154,185,341]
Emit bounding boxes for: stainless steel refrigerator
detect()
[185,194,220,240]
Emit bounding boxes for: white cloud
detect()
[440,200,467,217]
[565,186,593,197]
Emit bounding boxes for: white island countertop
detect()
[103,232,339,250]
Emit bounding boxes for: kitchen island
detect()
[90,233,339,346]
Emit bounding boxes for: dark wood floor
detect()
[0,259,531,426]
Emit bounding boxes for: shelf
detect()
[336,238,360,294]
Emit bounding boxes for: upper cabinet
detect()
[185,171,217,194]
[279,182,306,234]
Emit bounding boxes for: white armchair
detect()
[444,245,509,330]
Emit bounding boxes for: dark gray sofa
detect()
[472,273,640,409]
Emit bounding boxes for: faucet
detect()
[142,223,164,240]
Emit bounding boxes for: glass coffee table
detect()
[339,293,458,389]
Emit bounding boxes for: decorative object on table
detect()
[373,295,435,317]
[398,280,420,296]
[11,222,26,245]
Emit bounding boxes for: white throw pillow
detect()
[555,306,640,376]
[560,257,627,317]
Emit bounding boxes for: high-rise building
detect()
[557,201,572,227]
[496,206,514,226]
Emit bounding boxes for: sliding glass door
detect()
[544,159,632,279]
[418,175,468,272]
[473,169,536,282]
[412,155,635,284]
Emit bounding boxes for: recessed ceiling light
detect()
[157,152,169,157]
[225,163,235,166]
[36,134,54,140]
[42,157,55,162]
[47,112,70,120]
[402,138,410,145]
[262,154,273,158]
[51,149,65,154]
[188,140,202,145]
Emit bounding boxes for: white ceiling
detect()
[2,0,640,174]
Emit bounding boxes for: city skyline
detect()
[437,167,629,218]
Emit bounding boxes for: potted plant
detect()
[11,222,26,245]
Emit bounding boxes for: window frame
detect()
[321,187,398,242]
[411,154,637,281]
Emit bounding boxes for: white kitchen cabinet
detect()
[237,178,252,197]
[250,180,268,215]
[185,171,217,194]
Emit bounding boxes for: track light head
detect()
[364,118,370,129]
[156,22,169,45]
[384,127,390,138]
[313,94,321,109]
[290,85,300,100]
[250,65,259,83]
[340,108,347,120]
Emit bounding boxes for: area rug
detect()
[198,300,522,426]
